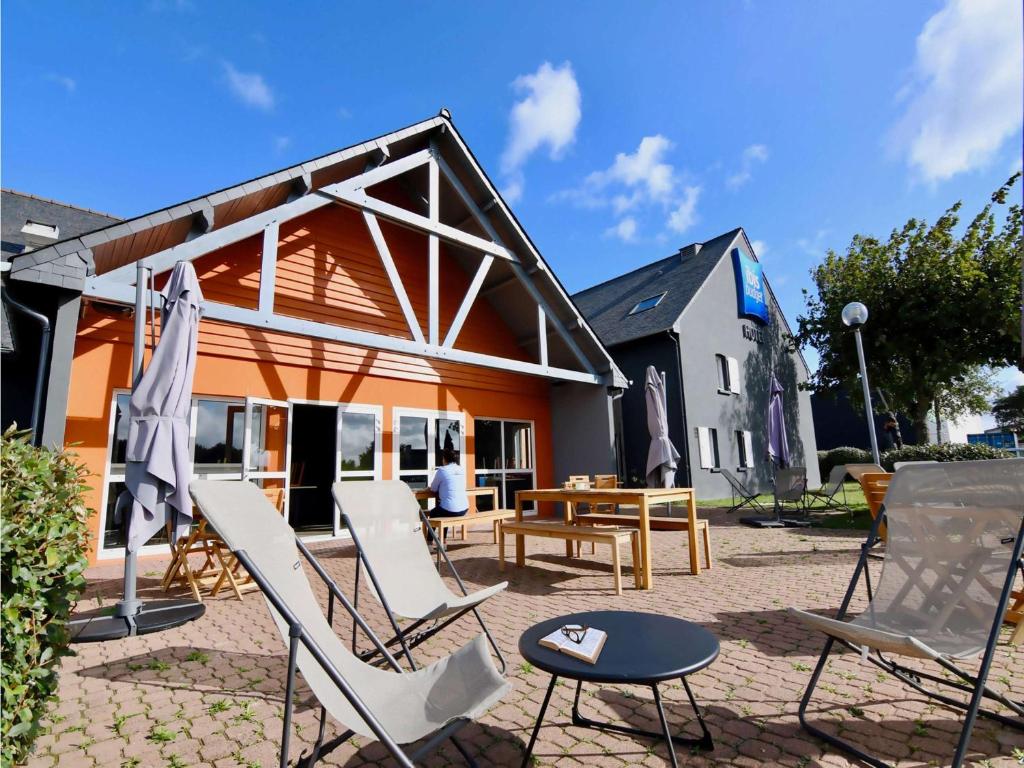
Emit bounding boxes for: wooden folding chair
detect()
[161,512,223,603]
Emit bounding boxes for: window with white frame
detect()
[337,406,380,481]
[393,408,465,492]
[101,393,245,551]
[715,354,741,394]
[736,430,754,469]
[474,418,536,509]
[697,426,721,470]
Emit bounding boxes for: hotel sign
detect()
[732,248,770,325]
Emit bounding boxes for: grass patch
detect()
[185,651,209,665]
[207,700,231,715]
[148,725,177,743]
[702,482,875,530]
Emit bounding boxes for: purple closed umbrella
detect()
[766,373,790,468]
[124,262,204,552]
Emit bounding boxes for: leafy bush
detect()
[1,428,91,768]
[880,442,1012,472]
[818,446,873,478]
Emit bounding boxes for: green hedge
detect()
[817,442,1012,478]
[879,442,1012,471]
[1,428,91,768]
[817,446,873,478]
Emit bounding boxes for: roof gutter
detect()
[2,288,51,445]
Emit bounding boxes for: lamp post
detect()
[842,301,880,465]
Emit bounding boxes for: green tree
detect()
[796,174,1022,441]
[992,384,1024,435]
[931,366,1003,442]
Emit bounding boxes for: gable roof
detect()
[572,228,743,347]
[2,189,120,261]
[8,111,626,386]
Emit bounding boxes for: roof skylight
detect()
[628,292,667,315]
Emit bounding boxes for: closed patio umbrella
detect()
[125,261,204,551]
[741,372,791,529]
[766,373,790,468]
[70,261,206,642]
[645,365,680,488]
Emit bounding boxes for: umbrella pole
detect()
[113,261,148,623]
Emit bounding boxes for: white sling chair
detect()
[190,480,510,768]
[790,459,1024,768]
[332,480,508,673]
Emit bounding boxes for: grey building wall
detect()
[550,382,618,484]
[676,240,820,500]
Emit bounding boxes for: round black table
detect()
[518,611,719,768]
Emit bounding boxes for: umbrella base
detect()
[69,599,205,643]
[739,516,785,528]
[780,517,813,528]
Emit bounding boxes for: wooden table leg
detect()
[564,501,574,558]
[631,531,642,589]
[686,492,700,576]
[612,540,622,596]
[498,523,506,571]
[515,494,525,567]
[638,495,653,590]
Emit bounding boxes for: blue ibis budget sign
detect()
[732,248,770,324]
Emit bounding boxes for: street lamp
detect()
[842,302,881,465]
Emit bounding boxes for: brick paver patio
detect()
[25,509,1023,767]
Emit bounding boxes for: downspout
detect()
[667,330,691,487]
[2,289,51,445]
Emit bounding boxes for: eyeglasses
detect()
[560,624,588,644]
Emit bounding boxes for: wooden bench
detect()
[415,486,516,543]
[575,513,712,570]
[498,520,641,595]
[859,472,892,541]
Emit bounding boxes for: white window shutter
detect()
[728,357,741,394]
[697,427,712,469]
[743,431,754,468]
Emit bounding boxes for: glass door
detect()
[393,408,465,506]
[242,397,291,519]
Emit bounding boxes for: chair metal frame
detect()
[718,468,769,515]
[803,465,851,515]
[797,503,1024,768]
[233,537,481,768]
[341,505,508,675]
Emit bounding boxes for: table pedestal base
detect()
[521,675,713,768]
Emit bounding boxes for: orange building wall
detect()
[67,202,555,564]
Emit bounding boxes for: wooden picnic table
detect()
[513,486,699,589]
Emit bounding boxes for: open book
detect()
[538,627,607,664]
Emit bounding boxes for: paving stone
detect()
[32,510,1023,767]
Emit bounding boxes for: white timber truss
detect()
[83,145,603,385]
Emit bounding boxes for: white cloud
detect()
[337,107,352,120]
[667,186,701,233]
[796,228,831,257]
[273,136,291,153]
[605,217,638,242]
[45,74,76,93]
[223,62,274,110]
[891,0,1023,182]
[555,134,704,240]
[587,135,677,203]
[750,239,768,257]
[500,61,581,200]
[726,143,769,189]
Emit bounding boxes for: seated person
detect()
[430,447,469,519]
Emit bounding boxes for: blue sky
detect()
[3,0,1022,402]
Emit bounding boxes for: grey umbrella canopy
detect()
[766,373,790,468]
[645,365,680,488]
[124,261,204,552]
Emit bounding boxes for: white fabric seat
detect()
[333,480,508,621]
[190,480,510,748]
